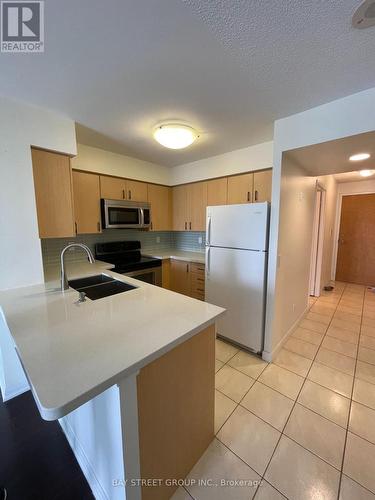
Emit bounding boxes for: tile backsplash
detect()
[41,230,205,267]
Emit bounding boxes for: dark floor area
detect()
[0,391,93,500]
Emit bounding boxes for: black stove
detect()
[95,241,161,274]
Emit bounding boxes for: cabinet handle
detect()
[255,190,259,202]
[128,190,132,200]
[75,222,78,234]
[197,277,204,282]
[186,264,189,273]
[97,222,101,232]
[247,191,250,202]
[197,288,205,292]
[150,221,153,230]
[122,189,125,199]
[185,222,187,230]
[189,222,192,230]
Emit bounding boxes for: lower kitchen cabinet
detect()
[161,260,171,289]
[73,171,101,234]
[168,259,205,300]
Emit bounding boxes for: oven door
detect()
[102,200,142,228]
[123,266,162,287]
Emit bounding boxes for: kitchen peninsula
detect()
[0,267,224,500]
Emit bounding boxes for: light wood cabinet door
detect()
[187,182,208,231]
[147,184,172,231]
[100,176,126,200]
[162,259,171,289]
[227,173,254,204]
[31,148,75,238]
[207,178,227,206]
[170,260,191,295]
[73,171,101,234]
[126,179,148,202]
[253,170,272,203]
[172,185,188,231]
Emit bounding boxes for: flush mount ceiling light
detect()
[359,169,375,177]
[352,0,375,29]
[349,153,371,161]
[153,123,198,149]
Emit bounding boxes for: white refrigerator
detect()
[205,202,269,353]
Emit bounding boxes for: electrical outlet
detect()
[198,236,203,245]
[156,236,161,244]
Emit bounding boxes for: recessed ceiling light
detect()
[359,169,375,177]
[153,123,198,149]
[349,153,371,161]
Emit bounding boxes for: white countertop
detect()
[43,260,115,282]
[0,269,223,420]
[143,249,205,264]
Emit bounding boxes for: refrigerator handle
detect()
[206,216,211,246]
[205,246,210,279]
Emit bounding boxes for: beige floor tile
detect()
[284,403,346,468]
[356,361,375,385]
[361,324,375,338]
[337,305,362,316]
[284,337,318,360]
[316,348,356,376]
[292,326,323,345]
[339,475,375,500]
[215,365,255,403]
[299,318,328,334]
[340,298,363,307]
[363,310,375,320]
[349,401,375,445]
[215,359,224,373]
[310,304,335,316]
[308,362,353,398]
[344,432,375,494]
[215,390,237,434]
[305,311,331,325]
[298,380,350,428]
[360,335,375,350]
[258,364,304,400]
[228,350,268,379]
[265,435,340,500]
[241,381,294,431]
[353,378,375,410]
[358,346,375,366]
[362,317,375,329]
[186,438,261,500]
[255,481,287,500]
[216,339,239,363]
[321,336,357,358]
[273,348,312,377]
[331,318,360,333]
[334,311,361,324]
[326,326,359,345]
[218,406,280,475]
[171,487,193,500]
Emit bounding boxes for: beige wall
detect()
[317,175,337,289]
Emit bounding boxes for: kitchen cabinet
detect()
[227,173,254,204]
[31,148,75,238]
[190,262,205,301]
[169,260,191,295]
[188,182,207,231]
[147,184,172,231]
[100,175,147,202]
[161,259,171,289]
[253,170,272,203]
[172,185,188,231]
[207,178,227,206]
[73,171,101,234]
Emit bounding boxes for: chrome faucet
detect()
[60,243,95,291]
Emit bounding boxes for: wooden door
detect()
[31,148,75,238]
[253,170,272,202]
[207,178,227,206]
[73,171,101,234]
[126,179,148,202]
[227,173,254,204]
[100,176,126,200]
[187,182,208,231]
[172,185,188,231]
[336,194,375,285]
[170,260,191,295]
[147,184,172,231]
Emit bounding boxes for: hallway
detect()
[175,282,375,499]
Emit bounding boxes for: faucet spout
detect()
[60,243,95,291]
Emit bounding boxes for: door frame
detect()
[332,188,375,281]
[309,183,326,297]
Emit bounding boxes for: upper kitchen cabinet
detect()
[253,170,272,203]
[187,181,207,231]
[126,179,148,202]
[73,171,101,234]
[147,184,172,231]
[207,178,227,206]
[227,173,254,204]
[172,184,188,231]
[31,148,75,238]
[100,175,126,200]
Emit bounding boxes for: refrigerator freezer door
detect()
[205,246,267,351]
[206,202,269,251]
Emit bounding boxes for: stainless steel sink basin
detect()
[68,274,137,300]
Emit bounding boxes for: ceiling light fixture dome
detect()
[349,152,371,161]
[359,169,375,177]
[153,123,198,149]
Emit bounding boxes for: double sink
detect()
[69,274,136,300]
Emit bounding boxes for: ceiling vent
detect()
[352,0,375,28]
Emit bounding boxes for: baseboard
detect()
[262,305,310,363]
[59,418,109,500]
[1,383,29,402]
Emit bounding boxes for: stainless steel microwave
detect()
[101,199,151,229]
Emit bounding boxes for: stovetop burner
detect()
[95,241,161,273]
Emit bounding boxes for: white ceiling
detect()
[0,0,374,166]
[333,171,375,183]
